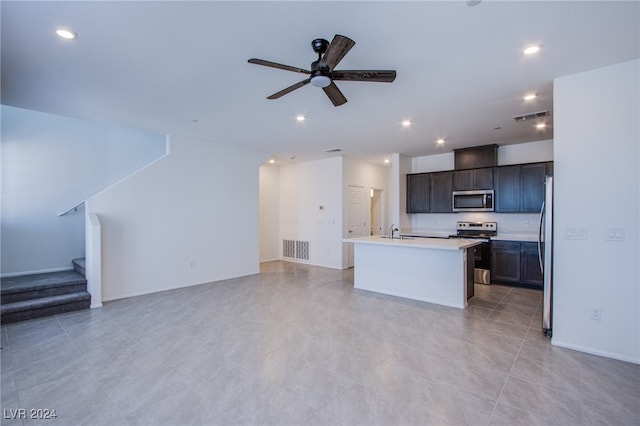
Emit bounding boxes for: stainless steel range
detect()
[450,221,497,285]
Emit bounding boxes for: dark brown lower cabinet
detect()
[490,241,521,283]
[521,242,543,287]
[491,240,543,288]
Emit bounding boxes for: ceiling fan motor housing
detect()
[311,38,330,55]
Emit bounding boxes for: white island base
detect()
[345,236,481,309]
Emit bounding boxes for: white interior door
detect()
[347,185,368,267]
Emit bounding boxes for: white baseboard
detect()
[1,266,74,278]
[552,339,640,365]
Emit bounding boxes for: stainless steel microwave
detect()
[452,190,494,212]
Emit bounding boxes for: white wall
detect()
[264,156,390,270]
[259,164,280,262]
[86,135,267,301]
[278,157,343,269]
[553,59,639,363]
[342,158,391,267]
[0,106,166,276]
[392,153,412,230]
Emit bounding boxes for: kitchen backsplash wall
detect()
[407,212,540,236]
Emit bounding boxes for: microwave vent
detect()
[512,110,550,122]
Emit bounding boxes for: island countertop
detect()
[343,235,483,250]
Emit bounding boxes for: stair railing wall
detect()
[86,212,103,308]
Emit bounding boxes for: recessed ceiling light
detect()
[269,159,275,164]
[401,120,411,127]
[536,123,547,129]
[524,45,540,55]
[384,159,390,164]
[296,115,305,122]
[436,138,446,145]
[523,94,537,101]
[56,28,77,40]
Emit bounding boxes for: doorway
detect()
[346,186,385,268]
[370,188,383,236]
[347,185,367,268]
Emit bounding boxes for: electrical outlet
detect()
[590,307,602,321]
[606,228,625,241]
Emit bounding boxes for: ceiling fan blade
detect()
[322,81,348,107]
[266,78,311,99]
[248,58,311,75]
[332,70,397,83]
[318,35,355,70]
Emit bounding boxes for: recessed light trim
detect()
[296,115,305,122]
[536,123,547,129]
[524,45,540,55]
[523,94,537,101]
[56,28,77,40]
[436,138,446,145]
[401,120,411,127]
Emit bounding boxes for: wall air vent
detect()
[325,148,342,153]
[512,110,550,122]
[282,239,310,261]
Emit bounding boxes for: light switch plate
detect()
[566,227,587,240]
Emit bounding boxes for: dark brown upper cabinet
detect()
[495,162,553,213]
[406,173,430,213]
[429,171,453,213]
[453,167,494,191]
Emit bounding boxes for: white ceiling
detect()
[2,1,639,165]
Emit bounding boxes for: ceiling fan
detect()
[248,34,396,107]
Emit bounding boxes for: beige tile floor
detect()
[1,261,638,425]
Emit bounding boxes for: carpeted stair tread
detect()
[1,291,91,323]
[72,258,86,276]
[1,270,86,295]
[1,291,91,314]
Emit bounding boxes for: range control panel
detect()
[455,221,497,233]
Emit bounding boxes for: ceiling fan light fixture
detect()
[310,75,331,88]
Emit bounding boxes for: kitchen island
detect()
[343,236,483,308]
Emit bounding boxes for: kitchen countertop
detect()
[399,230,452,239]
[343,235,483,250]
[398,228,538,243]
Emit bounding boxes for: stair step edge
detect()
[1,292,91,314]
[1,271,87,295]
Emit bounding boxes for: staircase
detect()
[1,259,91,324]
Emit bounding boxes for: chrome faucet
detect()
[389,224,399,239]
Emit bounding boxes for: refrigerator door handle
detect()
[538,201,545,273]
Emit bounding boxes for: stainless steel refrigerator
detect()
[538,176,553,337]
